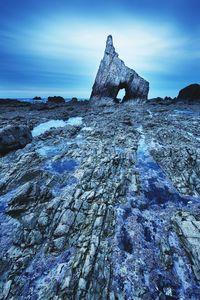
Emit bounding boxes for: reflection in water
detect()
[32,117,83,137]
[32,120,66,137]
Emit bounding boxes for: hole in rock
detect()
[117,89,126,102]
[115,82,130,102]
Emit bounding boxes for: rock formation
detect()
[90,35,149,102]
[0,125,32,155]
[177,83,200,101]
[47,96,65,104]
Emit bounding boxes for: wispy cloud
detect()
[0,14,199,98]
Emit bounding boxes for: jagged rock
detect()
[47,96,65,104]
[90,35,149,102]
[7,182,52,216]
[177,84,200,101]
[0,125,32,155]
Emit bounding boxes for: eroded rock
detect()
[90,35,149,102]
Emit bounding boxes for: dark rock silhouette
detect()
[177,84,200,101]
[47,96,65,104]
[0,125,32,155]
[90,35,149,102]
[33,96,41,100]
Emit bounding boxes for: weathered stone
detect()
[53,237,66,251]
[0,125,32,155]
[7,182,52,216]
[90,35,149,102]
[2,280,12,299]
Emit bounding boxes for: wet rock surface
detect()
[0,98,200,299]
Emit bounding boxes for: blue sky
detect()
[0,0,199,98]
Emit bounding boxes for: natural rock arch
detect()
[90,35,149,102]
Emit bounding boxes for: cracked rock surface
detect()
[0,99,200,299]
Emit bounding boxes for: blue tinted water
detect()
[36,144,67,157]
[45,159,79,174]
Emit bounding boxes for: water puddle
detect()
[36,144,67,157]
[66,117,83,126]
[32,117,83,137]
[43,158,79,195]
[44,159,79,174]
[32,120,67,137]
[81,126,93,132]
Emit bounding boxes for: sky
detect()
[0,0,199,99]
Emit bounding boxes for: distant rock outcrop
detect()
[177,84,200,101]
[90,35,149,102]
[0,125,32,155]
[33,96,42,100]
[47,96,65,104]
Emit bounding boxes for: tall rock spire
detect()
[105,35,116,55]
[90,35,149,102]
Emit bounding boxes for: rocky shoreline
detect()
[0,98,200,299]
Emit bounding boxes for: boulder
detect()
[47,96,65,104]
[177,84,200,101]
[90,35,149,102]
[33,96,42,100]
[0,125,32,155]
